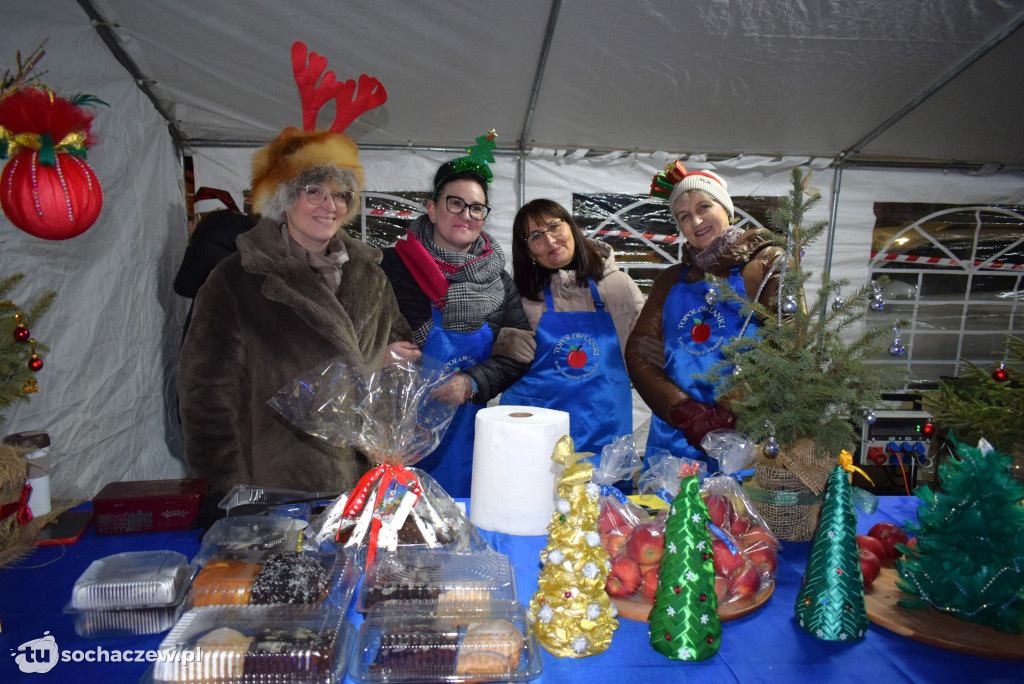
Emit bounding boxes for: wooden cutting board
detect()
[864,566,1024,659]
[612,581,774,623]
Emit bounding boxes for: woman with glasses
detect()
[501,199,644,466]
[626,164,783,472]
[381,157,534,497]
[179,128,416,496]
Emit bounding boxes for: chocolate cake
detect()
[249,552,329,605]
[242,626,337,680]
[368,622,459,677]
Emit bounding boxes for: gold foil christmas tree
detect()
[529,435,618,657]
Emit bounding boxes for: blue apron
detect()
[416,307,493,497]
[645,266,758,472]
[501,280,632,456]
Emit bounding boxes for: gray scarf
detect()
[407,214,505,344]
[281,225,348,292]
[688,225,745,272]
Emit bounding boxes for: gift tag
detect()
[374,480,416,550]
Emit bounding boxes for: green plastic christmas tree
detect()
[649,461,720,661]
[1,273,54,424]
[896,437,1024,633]
[529,435,618,658]
[794,460,869,641]
[706,168,906,465]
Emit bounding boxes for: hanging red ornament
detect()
[28,354,43,372]
[993,364,1009,382]
[0,88,105,240]
[13,323,30,342]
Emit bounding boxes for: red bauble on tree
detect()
[992,364,1009,382]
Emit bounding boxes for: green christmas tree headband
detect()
[434,129,497,192]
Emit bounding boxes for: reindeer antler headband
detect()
[251,42,388,221]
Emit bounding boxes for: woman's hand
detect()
[669,399,735,451]
[383,341,422,365]
[430,373,473,406]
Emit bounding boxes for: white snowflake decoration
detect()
[538,603,555,623]
[700,613,709,624]
[668,541,678,554]
[685,570,697,582]
[556,498,571,514]
[696,539,706,551]
[667,606,676,616]
[571,635,589,654]
[586,602,602,620]
[585,531,601,547]
[582,561,600,579]
[547,549,565,565]
[691,513,702,523]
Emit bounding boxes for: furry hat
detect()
[251,126,364,224]
[668,169,734,220]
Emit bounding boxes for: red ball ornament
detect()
[993,365,1009,382]
[28,355,43,372]
[13,324,30,342]
[1,148,103,240]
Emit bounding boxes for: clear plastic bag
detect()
[592,436,649,559]
[269,356,486,567]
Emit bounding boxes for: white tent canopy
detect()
[2,1,1023,499]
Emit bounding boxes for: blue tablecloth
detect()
[1,496,1019,683]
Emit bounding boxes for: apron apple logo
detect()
[567,345,588,368]
[690,317,711,343]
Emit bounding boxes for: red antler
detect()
[291,41,387,133]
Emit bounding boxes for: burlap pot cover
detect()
[743,440,832,542]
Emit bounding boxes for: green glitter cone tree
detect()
[896,437,1024,633]
[795,463,869,641]
[649,461,720,661]
[529,435,618,658]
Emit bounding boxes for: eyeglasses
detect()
[303,185,354,207]
[525,219,567,245]
[444,195,491,221]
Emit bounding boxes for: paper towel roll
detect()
[470,405,570,535]
[25,448,51,516]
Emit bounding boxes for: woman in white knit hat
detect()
[625,163,784,472]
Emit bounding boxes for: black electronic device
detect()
[35,509,93,546]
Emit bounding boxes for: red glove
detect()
[669,400,735,451]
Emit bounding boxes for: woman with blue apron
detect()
[625,163,784,472]
[501,280,632,455]
[380,146,534,497]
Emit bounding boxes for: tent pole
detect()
[76,0,186,152]
[517,0,563,208]
[822,157,846,277]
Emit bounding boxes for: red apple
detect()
[858,547,881,588]
[640,567,660,602]
[605,556,642,599]
[691,319,711,343]
[626,524,665,565]
[868,522,909,562]
[744,542,778,576]
[601,531,626,556]
[856,534,886,560]
[711,538,741,578]
[740,526,779,550]
[728,560,761,598]
[567,346,588,369]
[597,502,627,534]
[704,494,733,528]
[714,576,729,603]
[903,537,918,554]
[730,517,752,536]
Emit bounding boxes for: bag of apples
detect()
[699,430,781,607]
[593,436,650,561]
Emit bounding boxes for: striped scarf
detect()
[407,214,506,344]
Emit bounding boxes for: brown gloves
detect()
[669,399,735,450]
[492,327,536,364]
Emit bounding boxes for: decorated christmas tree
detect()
[1,273,54,423]
[896,437,1024,633]
[794,457,869,641]
[924,335,1024,474]
[649,461,720,661]
[529,435,618,657]
[705,167,907,540]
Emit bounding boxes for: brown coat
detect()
[625,228,784,427]
[178,217,411,495]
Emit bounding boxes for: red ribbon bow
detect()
[341,463,422,566]
[0,483,34,526]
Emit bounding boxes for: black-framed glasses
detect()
[525,219,566,245]
[444,195,491,221]
[303,185,354,206]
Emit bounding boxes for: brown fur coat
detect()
[178,217,411,495]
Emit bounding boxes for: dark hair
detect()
[511,199,606,301]
[431,161,489,203]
